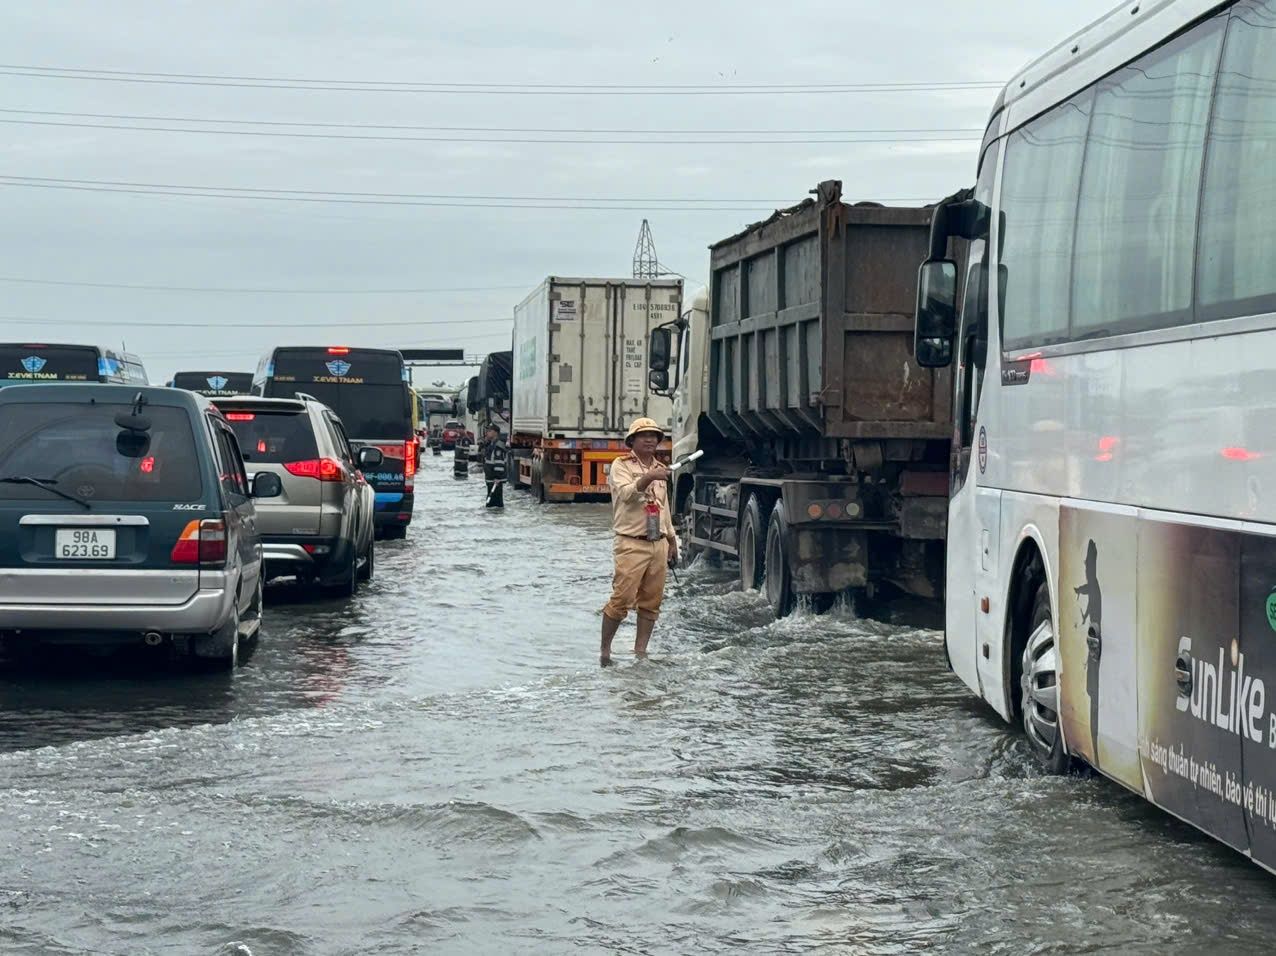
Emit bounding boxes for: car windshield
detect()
[223,409,319,464]
[0,402,203,501]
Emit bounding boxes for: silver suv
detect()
[213,396,381,597]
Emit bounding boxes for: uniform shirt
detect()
[482,438,508,468]
[608,453,676,542]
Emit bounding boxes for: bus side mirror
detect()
[649,369,669,393]
[914,259,958,369]
[649,327,672,373]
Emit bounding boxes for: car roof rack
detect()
[294,392,320,403]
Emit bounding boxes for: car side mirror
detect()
[252,472,283,498]
[649,369,669,393]
[357,446,384,469]
[914,258,958,369]
[649,327,672,372]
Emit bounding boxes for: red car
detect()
[440,420,471,450]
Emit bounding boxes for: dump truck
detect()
[648,182,959,616]
[511,277,679,502]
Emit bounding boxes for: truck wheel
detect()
[738,495,768,592]
[764,500,796,618]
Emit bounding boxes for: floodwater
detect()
[3,454,1276,955]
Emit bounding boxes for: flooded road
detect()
[3,455,1276,955]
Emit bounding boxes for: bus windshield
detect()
[262,348,411,439]
[171,371,254,397]
[0,344,102,382]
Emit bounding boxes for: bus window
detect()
[1071,16,1224,336]
[1198,0,1276,320]
[0,344,102,382]
[999,97,1090,351]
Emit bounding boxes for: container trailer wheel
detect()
[738,494,768,593]
[764,500,796,618]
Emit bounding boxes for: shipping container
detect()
[511,277,680,501]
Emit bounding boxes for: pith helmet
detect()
[625,417,664,446]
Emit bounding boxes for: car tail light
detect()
[171,518,226,565]
[327,346,350,354]
[284,458,344,481]
[171,520,201,563]
[225,412,255,422]
[198,519,227,565]
[404,441,417,478]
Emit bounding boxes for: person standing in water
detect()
[1074,539,1103,762]
[600,417,677,666]
[481,424,508,508]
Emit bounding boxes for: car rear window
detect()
[223,410,319,464]
[0,402,203,501]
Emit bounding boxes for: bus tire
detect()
[1021,577,1070,775]
[738,494,768,593]
[764,499,796,618]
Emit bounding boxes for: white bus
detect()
[917,0,1276,871]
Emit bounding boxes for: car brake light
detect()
[327,346,350,354]
[284,458,345,481]
[404,441,417,478]
[225,412,255,421]
[140,456,155,474]
[198,518,227,564]
[170,518,226,565]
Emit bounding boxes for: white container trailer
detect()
[511,276,680,501]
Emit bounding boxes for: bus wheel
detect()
[738,495,768,592]
[1021,579,1069,774]
[764,500,795,618]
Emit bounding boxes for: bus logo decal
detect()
[21,355,46,373]
[206,375,229,390]
[1266,588,1276,634]
[326,359,352,376]
[977,427,988,474]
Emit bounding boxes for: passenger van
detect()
[254,347,416,538]
[0,384,279,666]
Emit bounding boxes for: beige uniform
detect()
[601,454,676,623]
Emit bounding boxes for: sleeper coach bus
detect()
[917,0,1276,873]
[0,343,147,384]
[169,370,254,397]
[254,346,416,537]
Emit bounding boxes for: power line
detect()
[0,314,514,329]
[0,108,983,138]
[0,276,529,294]
[0,116,983,146]
[0,175,938,210]
[0,63,1004,96]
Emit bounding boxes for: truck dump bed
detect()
[707,182,951,442]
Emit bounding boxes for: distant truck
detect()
[511,278,679,502]
[466,350,512,461]
[648,182,959,616]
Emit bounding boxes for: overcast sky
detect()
[1,0,1115,384]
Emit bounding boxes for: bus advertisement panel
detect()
[256,347,415,537]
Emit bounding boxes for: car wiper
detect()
[0,476,92,509]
